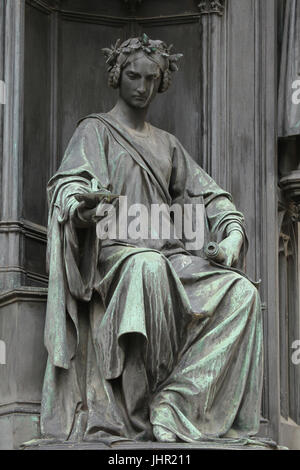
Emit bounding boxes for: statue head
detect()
[102,34,183,108]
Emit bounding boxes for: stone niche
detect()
[0,0,279,449]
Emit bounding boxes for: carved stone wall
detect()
[0,0,281,448]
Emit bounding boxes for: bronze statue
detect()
[40,34,263,445]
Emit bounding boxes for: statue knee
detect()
[234,275,261,310]
[132,252,167,274]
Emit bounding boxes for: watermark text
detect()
[292,80,300,105]
[291,340,300,365]
[96,197,205,251]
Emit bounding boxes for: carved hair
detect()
[108,64,122,89]
[102,34,183,94]
[158,69,172,93]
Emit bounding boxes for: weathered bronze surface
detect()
[39,35,263,446]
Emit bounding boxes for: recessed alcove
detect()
[0,0,284,449]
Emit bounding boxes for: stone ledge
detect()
[0,287,48,307]
[22,437,285,451]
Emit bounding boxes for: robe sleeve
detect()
[45,119,109,369]
[169,137,247,247]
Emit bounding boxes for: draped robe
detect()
[40,113,263,444]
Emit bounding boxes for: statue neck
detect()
[108,98,149,133]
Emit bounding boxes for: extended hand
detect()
[76,203,98,225]
[74,191,119,226]
[218,231,244,267]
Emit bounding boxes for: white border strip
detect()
[0,340,6,365]
[0,80,6,104]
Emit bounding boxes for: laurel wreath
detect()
[102,33,183,72]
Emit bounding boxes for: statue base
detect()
[21,437,286,451]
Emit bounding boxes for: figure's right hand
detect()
[74,191,119,226]
[75,201,98,225]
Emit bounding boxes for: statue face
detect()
[119,54,161,109]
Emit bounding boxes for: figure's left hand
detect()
[218,231,244,267]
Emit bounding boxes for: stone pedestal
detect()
[22,438,283,451]
[0,288,47,450]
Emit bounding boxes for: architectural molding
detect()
[0,220,47,243]
[138,14,201,26]
[287,201,300,223]
[198,0,227,181]
[59,10,128,26]
[23,219,47,242]
[2,0,25,221]
[25,0,60,14]
[0,267,48,289]
[58,9,201,26]
[26,271,48,285]
[0,221,48,286]
[280,170,300,222]
[0,402,41,417]
[0,287,48,308]
[198,0,225,16]
[257,0,280,439]
[280,170,300,199]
